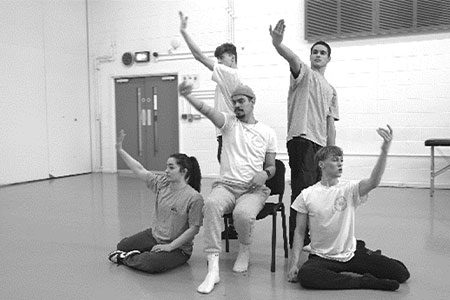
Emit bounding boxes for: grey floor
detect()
[1,173,450,300]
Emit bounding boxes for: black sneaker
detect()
[108,250,141,264]
[108,250,125,264]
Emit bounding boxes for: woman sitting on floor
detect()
[108,130,204,273]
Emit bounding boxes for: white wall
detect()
[89,0,450,188]
[87,0,230,176]
[0,0,91,185]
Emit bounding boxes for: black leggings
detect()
[117,228,190,274]
[298,242,410,290]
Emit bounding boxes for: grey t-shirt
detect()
[287,61,339,146]
[146,173,204,255]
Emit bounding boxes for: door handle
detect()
[153,87,158,155]
[137,88,143,156]
[147,109,152,126]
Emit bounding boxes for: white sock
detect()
[197,253,220,294]
[233,243,250,273]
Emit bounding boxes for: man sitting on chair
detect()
[179,82,278,294]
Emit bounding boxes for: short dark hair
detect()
[314,146,343,165]
[214,43,237,63]
[311,41,331,57]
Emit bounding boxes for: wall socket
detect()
[182,74,200,89]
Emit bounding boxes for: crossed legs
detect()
[298,245,410,291]
[114,228,189,274]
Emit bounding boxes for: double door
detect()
[115,75,179,171]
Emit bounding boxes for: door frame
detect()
[110,72,180,172]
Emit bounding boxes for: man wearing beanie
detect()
[179,82,278,294]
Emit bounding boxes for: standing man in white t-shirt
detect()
[270,19,339,247]
[288,125,410,291]
[179,82,278,294]
[179,11,242,162]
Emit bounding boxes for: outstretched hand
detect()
[116,129,126,150]
[179,11,188,31]
[179,80,194,97]
[376,125,393,151]
[269,19,286,46]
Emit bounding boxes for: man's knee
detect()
[392,259,410,283]
[203,198,222,214]
[232,207,255,224]
[298,265,318,288]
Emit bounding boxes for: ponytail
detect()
[187,156,201,192]
[169,153,202,192]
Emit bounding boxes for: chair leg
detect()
[430,146,435,201]
[281,208,288,258]
[224,217,230,253]
[271,212,276,272]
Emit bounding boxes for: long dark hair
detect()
[169,153,202,192]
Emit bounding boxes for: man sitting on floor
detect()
[288,125,410,291]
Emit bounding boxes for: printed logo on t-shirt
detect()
[334,196,347,212]
[249,135,264,149]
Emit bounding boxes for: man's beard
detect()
[235,109,244,119]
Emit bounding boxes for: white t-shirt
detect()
[291,180,368,262]
[212,63,242,136]
[219,113,278,185]
[287,61,339,146]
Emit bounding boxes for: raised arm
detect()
[326,115,336,146]
[179,11,215,71]
[178,80,225,128]
[359,125,393,197]
[287,212,308,282]
[116,130,150,182]
[269,19,302,76]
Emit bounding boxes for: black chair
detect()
[223,159,288,272]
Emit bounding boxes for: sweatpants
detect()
[117,228,190,274]
[298,241,410,290]
[203,180,270,253]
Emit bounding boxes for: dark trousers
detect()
[287,137,322,246]
[298,241,410,290]
[117,228,190,274]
